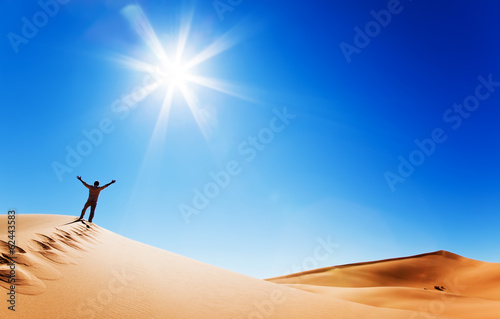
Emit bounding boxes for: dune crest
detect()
[267,249,500,318]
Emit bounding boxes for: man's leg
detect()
[88,203,97,223]
[80,201,91,219]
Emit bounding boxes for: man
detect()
[77,176,115,223]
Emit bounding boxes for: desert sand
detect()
[0,214,497,318]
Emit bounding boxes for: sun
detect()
[157,59,189,88]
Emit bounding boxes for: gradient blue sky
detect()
[2,0,500,279]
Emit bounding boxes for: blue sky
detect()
[2,0,500,279]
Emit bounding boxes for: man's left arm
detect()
[101,180,116,190]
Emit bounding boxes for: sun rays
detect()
[113,3,260,208]
[116,4,253,141]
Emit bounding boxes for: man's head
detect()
[94,181,99,187]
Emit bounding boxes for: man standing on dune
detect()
[77,176,115,223]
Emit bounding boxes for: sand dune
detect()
[267,250,500,319]
[0,214,488,318]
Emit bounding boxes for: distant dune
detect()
[267,250,500,319]
[1,215,495,318]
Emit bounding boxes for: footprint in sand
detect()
[0,239,26,254]
[27,239,77,265]
[34,233,83,259]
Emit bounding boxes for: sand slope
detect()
[267,250,500,319]
[0,214,464,318]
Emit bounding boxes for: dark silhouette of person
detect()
[77,176,115,223]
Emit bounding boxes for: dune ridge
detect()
[267,248,500,318]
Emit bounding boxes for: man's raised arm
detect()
[101,180,116,190]
[77,176,91,189]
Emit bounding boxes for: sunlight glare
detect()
[156,58,189,88]
[119,4,255,143]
